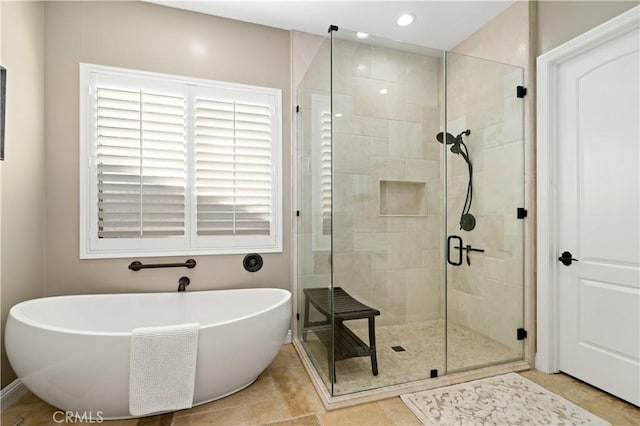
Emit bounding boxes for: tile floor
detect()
[302,320,520,395]
[2,344,638,425]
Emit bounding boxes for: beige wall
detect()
[453,0,530,68]
[538,0,638,54]
[292,31,325,94]
[0,1,46,387]
[44,2,291,295]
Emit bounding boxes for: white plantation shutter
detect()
[320,111,332,236]
[95,85,186,239]
[311,94,331,251]
[80,64,282,258]
[194,97,272,237]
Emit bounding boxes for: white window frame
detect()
[79,63,282,259]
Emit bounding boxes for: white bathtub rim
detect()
[8,288,291,337]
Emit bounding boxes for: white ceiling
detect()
[147,1,516,50]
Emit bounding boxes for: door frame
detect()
[536,5,640,374]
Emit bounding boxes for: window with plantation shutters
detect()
[80,64,282,258]
[194,95,272,237]
[320,111,332,236]
[311,95,331,251]
[95,86,186,239]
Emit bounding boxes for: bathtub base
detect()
[96,376,260,420]
[194,375,258,406]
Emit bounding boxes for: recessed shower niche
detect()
[295,26,525,400]
[379,180,427,216]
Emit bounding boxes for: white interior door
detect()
[557,23,640,406]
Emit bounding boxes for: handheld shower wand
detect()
[435,129,475,231]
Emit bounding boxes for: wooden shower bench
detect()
[302,287,380,382]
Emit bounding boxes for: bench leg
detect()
[368,317,378,376]
[303,296,310,341]
[328,332,336,383]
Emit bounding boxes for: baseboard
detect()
[1,379,27,412]
[284,329,292,344]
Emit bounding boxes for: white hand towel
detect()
[129,323,199,416]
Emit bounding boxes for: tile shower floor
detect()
[303,320,521,395]
[2,345,639,425]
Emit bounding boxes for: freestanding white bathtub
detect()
[5,288,291,419]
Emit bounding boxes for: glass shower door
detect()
[296,36,334,391]
[328,28,446,396]
[444,52,525,372]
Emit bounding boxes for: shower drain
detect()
[391,345,406,352]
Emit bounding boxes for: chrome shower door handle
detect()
[447,235,463,266]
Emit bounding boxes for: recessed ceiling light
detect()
[397,13,416,27]
[379,88,388,95]
[356,32,369,39]
[334,113,343,117]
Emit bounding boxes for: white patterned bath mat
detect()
[401,373,610,425]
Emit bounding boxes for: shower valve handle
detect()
[448,236,485,266]
[463,244,485,266]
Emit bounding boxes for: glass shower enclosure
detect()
[296,28,525,397]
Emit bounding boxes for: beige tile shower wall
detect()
[43,2,291,297]
[331,39,444,326]
[447,0,529,354]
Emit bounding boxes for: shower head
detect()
[437,130,472,163]
[436,129,471,145]
[436,132,458,145]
